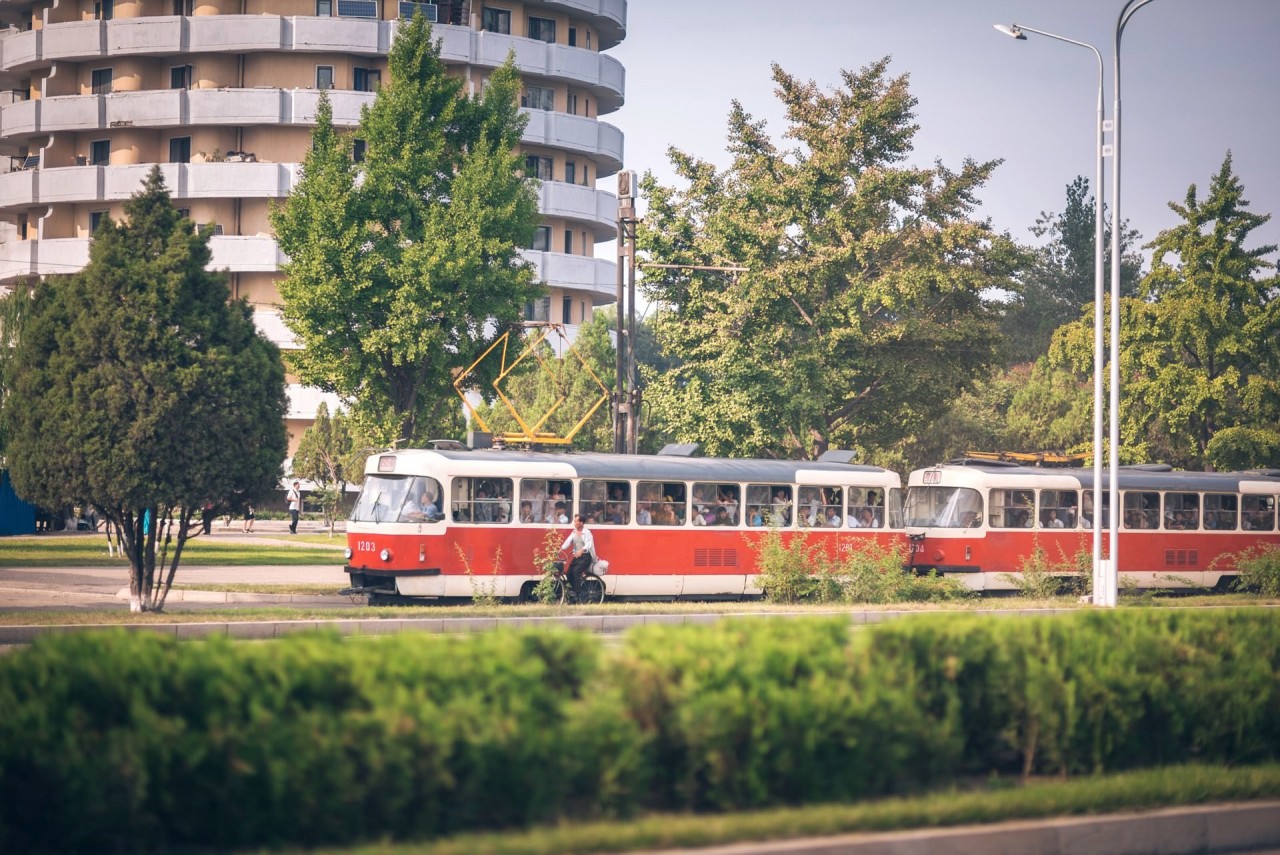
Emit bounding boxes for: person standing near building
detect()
[287,480,301,534]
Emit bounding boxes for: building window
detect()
[568,27,576,47]
[582,163,589,185]
[173,0,192,14]
[89,211,108,233]
[528,16,555,43]
[563,229,572,254]
[177,208,190,219]
[562,296,571,324]
[524,155,552,181]
[586,31,591,50]
[169,136,191,164]
[530,226,550,251]
[566,92,577,115]
[354,68,381,92]
[481,7,510,34]
[316,66,335,90]
[94,0,113,20]
[90,68,112,95]
[90,139,110,166]
[520,86,554,111]
[353,139,367,162]
[564,161,575,184]
[170,65,193,90]
[525,296,550,322]
[316,0,333,15]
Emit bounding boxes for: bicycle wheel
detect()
[578,575,605,605]
[550,577,569,605]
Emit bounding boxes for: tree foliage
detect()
[292,401,362,531]
[271,14,542,447]
[637,59,1018,459]
[1000,176,1143,365]
[3,168,287,610]
[1050,153,1280,468]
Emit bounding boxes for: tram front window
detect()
[904,486,983,528]
[351,475,444,523]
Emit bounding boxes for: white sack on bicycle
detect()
[591,558,609,576]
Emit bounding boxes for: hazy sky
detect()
[607,0,1280,269]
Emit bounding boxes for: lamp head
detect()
[993,23,1027,40]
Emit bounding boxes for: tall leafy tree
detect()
[272,13,542,447]
[1001,176,1142,365]
[3,168,287,611]
[638,59,1019,459]
[1051,153,1279,468]
[292,401,362,532]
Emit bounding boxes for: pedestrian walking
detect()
[287,481,301,534]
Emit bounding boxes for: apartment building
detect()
[0,0,626,450]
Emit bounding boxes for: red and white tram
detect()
[344,448,903,602]
[903,460,1280,591]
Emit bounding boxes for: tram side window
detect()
[744,484,791,527]
[847,487,885,528]
[1122,491,1160,530]
[1164,492,1200,529]
[581,479,630,525]
[518,478,547,523]
[637,481,685,526]
[1038,490,1078,529]
[1243,495,1275,531]
[692,482,739,526]
[1203,493,1237,530]
[886,487,904,529]
[988,488,1035,528]
[452,477,513,524]
[798,486,841,527]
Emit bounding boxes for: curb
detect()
[630,800,1280,855]
[113,587,353,605]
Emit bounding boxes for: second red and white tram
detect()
[345,448,903,602]
[903,460,1280,591]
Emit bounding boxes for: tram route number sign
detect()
[923,470,941,484]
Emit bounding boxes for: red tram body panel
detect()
[904,461,1280,591]
[344,449,904,601]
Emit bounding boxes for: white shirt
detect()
[287,486,300,511]
[560,526,595,560]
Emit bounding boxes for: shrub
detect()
[1233,544,1280,596]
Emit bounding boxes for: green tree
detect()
[292,401,362,532]
[1051,153,1279,468]
[0,283,32,456]
[1001,176,1143,365]
[638,59,1018,459]
[3,168,287,611]
[271,13,542,447]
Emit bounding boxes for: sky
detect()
[604,0,1280,272]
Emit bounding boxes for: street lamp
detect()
[1104,0,1162,606]
[994,23,1107,602]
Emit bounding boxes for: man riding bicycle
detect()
[559,513,596,600]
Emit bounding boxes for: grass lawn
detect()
[0,534,343,567]
[317,762,1280,855]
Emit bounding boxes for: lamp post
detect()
[1104,0,1162,606]
[994,23,1107,601]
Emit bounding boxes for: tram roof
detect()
[370,449,899,484]
[916,462,1280,493]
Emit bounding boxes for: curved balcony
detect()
[522,248,616,299]
[537,0,626,49]
[0,162,298,212]
[538,180,616,238]
[522,109,622,174]
[0,18,625,111]
[0,234,284,283]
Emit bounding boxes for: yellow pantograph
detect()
[453,323,610,445]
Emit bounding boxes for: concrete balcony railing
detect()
[0,162,298,211]
[538,180,616,238]
[522,249,616,298]
[539,0,626,49]
[522,109,622,174]
[0,234,284,283]
[0,18,625,109]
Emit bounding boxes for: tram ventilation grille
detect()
[694,548,738,567]
[1164,549,1199,567]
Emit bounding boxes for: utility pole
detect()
[614,170,637,454]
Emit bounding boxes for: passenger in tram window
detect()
[827,508,842,527]
[718,490,739,523]
[636,502,652,525]
[1013,508,1032,528]
[749,506,765,527]
[771,489,792,525]
[519,500,535,523]
[857,507,876,528]
[552,501,569,524]
[606,502,625,525]
[1063,497,1078,527]
[960,510,980,528]
[545,484,565,523]
[714,506,732,526]
[653,501,677,526]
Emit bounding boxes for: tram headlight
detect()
[380,548,393,562]
[344,547,353,560]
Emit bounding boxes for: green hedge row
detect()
[1,609,1277,852]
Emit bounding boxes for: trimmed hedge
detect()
[0,609,1277,852]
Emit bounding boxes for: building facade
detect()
[0,0,625,450]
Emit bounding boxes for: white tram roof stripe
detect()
[367,449,900,486]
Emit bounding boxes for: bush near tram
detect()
[1,611,1277,852]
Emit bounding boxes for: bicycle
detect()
[547,552,605,605]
